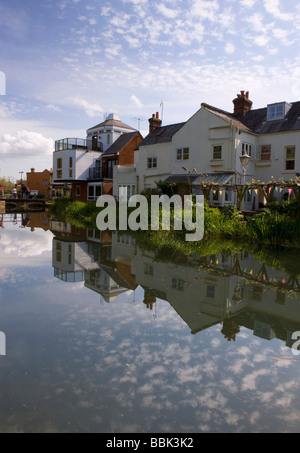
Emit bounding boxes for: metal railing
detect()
[55,138,87,152]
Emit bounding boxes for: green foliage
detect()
[155,180,178,196]
[0,177,15,195]
[268,199,298,217]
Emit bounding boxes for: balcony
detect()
[89,167,102,180]
[55,138,87,152]
[88,167,114,180]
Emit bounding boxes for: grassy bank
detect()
[50,197,300,246]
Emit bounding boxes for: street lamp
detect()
[239,154,251,184]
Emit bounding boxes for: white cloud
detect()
[263,0,293,21]
[240,0,257,7]
[71,97,104,117]
[225,43,235,54]
[156,4,179,19]
[0,130,53,155]
[130,95,143,109]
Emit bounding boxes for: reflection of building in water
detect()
[26,212,50,231]
[50,224,300,350]
[51,226,136,302]
[111,232,300,350]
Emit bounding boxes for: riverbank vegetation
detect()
[50,197,300,247]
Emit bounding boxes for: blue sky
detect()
[1,0,300,180]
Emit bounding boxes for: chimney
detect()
[31,168,35,173]
[148,112,162,134]
[232,91,253,118]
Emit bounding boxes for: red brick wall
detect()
[103,182,113,195]
[71,182,88,202]
[118,133,143,166]
[26,169,51,197]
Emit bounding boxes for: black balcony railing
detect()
[88,167,115,180]
[55,138,87,152]
[89,167,103,179]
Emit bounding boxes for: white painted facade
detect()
[114,98,299,209]
[86,113,136,153]
[53,148,100,182]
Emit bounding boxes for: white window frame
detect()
[176,147,189,160]
[147,157,157,169]
[259,145,271,161]
[212,145,222,160]
[118,184,136,201]
[88,183,102,201]
[242,142,252,157]
[285,146,296,171]
[267,103,285,121]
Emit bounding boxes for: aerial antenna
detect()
[160,101,164,124]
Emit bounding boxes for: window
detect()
[267,104,283,121]
[242,142,252,156]
[69,157,73,178]
[88,184,102,200]
[212,190,219,202]
[57,158,62,179]
[260,145,271,161]
[147,157,157,168]
[176,147,189,160]
[56,242,62,262]
[225,189,232,202]
[172,278,184,291]
[118,185,136,200]
[144,263,154,276]
[76,186,81,197]
[285,146,295,170]
[213,145,222,160]
[68,244,72,265]
[244,189,252,203]
[253,285,262,302]
[206,285,215,299]
[107,134,110,145]
[267,102,291,121]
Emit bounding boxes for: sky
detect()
[1,0,300,180]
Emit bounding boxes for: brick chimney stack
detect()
[232,91,253,118]
[148,112,162,134]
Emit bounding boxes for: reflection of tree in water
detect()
[221,319,240,342]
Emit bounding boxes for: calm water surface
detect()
[0,212,300,433]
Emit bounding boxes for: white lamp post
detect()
[239,154,251,184]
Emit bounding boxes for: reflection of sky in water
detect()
[0,220,300,433]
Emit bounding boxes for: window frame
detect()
[147,157,157,169]
[285,146,296,171]
[57,158,62,179]
[176,147,189,161]
[260,145,271,161]
[213,145,222,160]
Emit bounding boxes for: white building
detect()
[86,113,137,153]
[114,92,300,209]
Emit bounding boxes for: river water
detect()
[0,211,300,433]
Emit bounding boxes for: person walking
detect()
[12,187,17,198]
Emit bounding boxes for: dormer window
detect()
[267,102,291,121]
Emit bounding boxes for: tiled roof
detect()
[239,101,300,134]
[87,119,136,131]
[201,103,252,133]
[137,122,185,147]
[101,131,139,157]
[203,101,300,135]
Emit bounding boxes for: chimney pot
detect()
[148,112,162,134]
[233,91,252,118]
